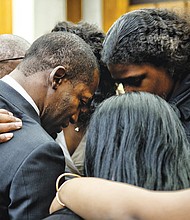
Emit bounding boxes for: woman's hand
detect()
[49,194,64,214]
[0,109,22,143]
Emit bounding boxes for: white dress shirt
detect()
[1,75,40,115]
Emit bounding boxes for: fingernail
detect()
[8,111,13,116]
[15,122,22,128]
[15,117,22,122]
[4,133,13,139]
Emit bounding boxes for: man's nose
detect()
[80,106,90,114]
[70,110,80,124]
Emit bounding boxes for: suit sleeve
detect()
[8,141,65,220]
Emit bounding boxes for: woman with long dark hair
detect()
[48,92,190,220]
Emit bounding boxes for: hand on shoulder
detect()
[0,109,22,143]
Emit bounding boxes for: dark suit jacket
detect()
[43,208,83,220]
[0,81,65,220]
[169,74,190,143]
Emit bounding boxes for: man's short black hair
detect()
[18,31,99,85]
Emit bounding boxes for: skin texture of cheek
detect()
[41,95,72,134]
[152,77,174,99]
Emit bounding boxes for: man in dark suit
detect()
[0,31,99,220]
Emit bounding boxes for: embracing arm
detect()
[50,177,190,220]
[0,109,22,143]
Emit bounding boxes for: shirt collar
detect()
[1,75,40,115]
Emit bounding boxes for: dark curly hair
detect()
[52,21,104,62]
[102,8,190,80]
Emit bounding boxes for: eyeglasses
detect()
[0,57,24,63]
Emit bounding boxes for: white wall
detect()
[12,0,35,43]
[34,0,66,40]
[12,0,66,43]
[82,0,102,28]
[12,0,103,43]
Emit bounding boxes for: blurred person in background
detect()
[0,34,30,142]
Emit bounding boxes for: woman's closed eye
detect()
[116,74,146,88]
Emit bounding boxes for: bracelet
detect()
[56,191,65,207]
[56,172,81,191]
[55,173,81,207]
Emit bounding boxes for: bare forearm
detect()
[60,178,137,220]
[50,177,190,220]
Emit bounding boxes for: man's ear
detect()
[49,66,66,90]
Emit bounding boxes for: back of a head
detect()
[85,92,190,190]
[0,34,30,60]
[102,8,190,80]
[0,34,30,78]
[18,31,99,85]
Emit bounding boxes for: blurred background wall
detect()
[0,0,189,43]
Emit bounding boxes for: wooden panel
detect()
[186,1,190,14]
[128,1,186,14]
[103,0,129,33]
[67,0,81,23]
[131,0,176,3]
[156,1,185,14]
[0,0,12,34]
[129,3,156,11]
[103,0,188,33]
